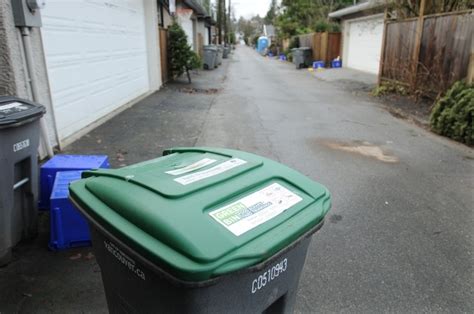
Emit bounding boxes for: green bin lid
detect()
[69,147,331,281]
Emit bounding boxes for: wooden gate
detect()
[159,27,169,83]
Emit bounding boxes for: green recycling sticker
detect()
[209,183,302,236]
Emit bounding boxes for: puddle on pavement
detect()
[315,139,399,163]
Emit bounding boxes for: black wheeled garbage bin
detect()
[69,147,332,313]
[292,47,312,69]
[216,45,223,66]
[0,96,45,266]
[203,45,218,70]
[223,46,231,59]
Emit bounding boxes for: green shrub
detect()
[314,21,329,32]
[289,36,299,49]
[329,23,341,32]
[169,21,201,83]
[430,81,474,145]
[372,82,408,97]
[252,35,259,47]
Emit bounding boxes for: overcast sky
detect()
[221,0,272,19]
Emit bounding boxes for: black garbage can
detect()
[292,47,312,69]
[203,45,218,70]
[0,96,45,266]
[70,147,332,313]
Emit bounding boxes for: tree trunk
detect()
[186,68,192,83]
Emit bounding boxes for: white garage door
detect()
[41,0,150,141]
[346,15,384,74]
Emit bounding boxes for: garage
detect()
[345,15,384,74]
[329,1,386,75]
[41,0,152,141]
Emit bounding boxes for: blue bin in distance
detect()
[49,171,91,251]
[313,61,325,69]
[331,60,342,68]
[39,155,109,210]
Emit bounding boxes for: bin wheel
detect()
[204,64,209,70]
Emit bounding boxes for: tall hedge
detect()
[430,81,473,145]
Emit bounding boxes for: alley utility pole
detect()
[227,0,231,44]
[217,0,225,44]
[223,0,227,44]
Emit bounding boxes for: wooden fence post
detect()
[411,0,426,90]
[378,8,389,86]
[321,32,328,64]
[312,33,318,62]
[468,45,474,84]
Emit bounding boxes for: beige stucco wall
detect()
[0,1,59,152]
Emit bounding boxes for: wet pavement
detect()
[1,46,473,313]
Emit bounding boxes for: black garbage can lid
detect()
[0,96,46,128]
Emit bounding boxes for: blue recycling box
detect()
[39,155,109,209]
[49,171,91,250]
[313,61,325,69]
[331,60,342,68]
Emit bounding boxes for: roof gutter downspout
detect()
[20,27,54,158]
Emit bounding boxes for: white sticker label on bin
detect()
[165,158,217,176]
[209,183,302,236]
[13,139,30,152]
[174,158,247,185]
[0,102,28,111]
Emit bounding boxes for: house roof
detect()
[184,0,207,17]
[205,16,217,26]
[328,0,384,19]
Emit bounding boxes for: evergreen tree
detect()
[275,0,353,38]
[203,0,211,14]
[168,22,201,83]
[264,0,278,24]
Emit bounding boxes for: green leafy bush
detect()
[314,21,329,32]
[430,81,474,145]
[289,36,299,49]
[169,21,201,83]
[372,82,408,97]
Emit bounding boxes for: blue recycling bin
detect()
[39,155,110,209]
[49,170,91,250]
[313,61,325,69]
[331,60,342,68]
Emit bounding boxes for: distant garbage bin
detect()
[203,45,218,70]
[0,96,45,266]
[292,47,312,69]
[223,46,231,59]
[69,147,332,313]
[216,45,223,66]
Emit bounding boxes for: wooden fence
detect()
[379,10,473,95]
[159,27,169,83]
[296,32,341,65]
